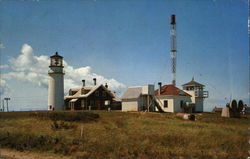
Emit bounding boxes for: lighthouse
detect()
[48,52,65,110]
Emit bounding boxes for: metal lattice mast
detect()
[170,14,177,86]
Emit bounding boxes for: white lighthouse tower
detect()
[48,52,65,110]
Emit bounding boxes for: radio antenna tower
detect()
[170,14,177,86]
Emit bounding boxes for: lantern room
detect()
[50,52,63,67]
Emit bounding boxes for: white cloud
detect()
[9,44,49,73]
[0,79,9,96]
[0,65,9,69]
[3,43,126,96]
[2,72,48,88]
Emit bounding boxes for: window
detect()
[180,100,183,108]
[90,100,94,106]
[164,100,168,108]
[81,100,85,107]
[103,91,106,97]
[105,100,110,105]
[95,91,99,96]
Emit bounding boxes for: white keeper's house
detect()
[154,83,193,113]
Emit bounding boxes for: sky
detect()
[0,0,249,111]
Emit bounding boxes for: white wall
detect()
[156,95,191,113]
[173,96,192,112]
[183,90,204,112]
[48,73,64,110]
[157,96,174,112]
[142,85,155,95]
[122,99,139,111]
[184,90,195,103]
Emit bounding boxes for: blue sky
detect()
[0,0,249,111]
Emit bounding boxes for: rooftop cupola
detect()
[182,77,208,98]
[182,76,204,91]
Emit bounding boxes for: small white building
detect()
[154,83,192,113]
[182,77,209,112]
[121,85,154,111]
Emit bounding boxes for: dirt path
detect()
[0,149,71,159]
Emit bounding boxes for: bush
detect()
[0,131,72,154]
[0,131,56,151]
[30,111,99,122]
[51,121,76,130]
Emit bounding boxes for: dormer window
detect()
[82,89,90,94]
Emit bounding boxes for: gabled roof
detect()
[121,86,142,99]
[154,84,191,96]
[182,77,204,87]
[65,85,115,99]
[70,87,82,92]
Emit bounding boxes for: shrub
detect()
[30,111,99,122]
[0,130,71,154]
[51,121,76,130]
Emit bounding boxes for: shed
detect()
[121,85,154,111]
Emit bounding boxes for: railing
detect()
[195,90,209,98]
[48,70,65,74]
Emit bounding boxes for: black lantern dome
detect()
[50,52,63,67]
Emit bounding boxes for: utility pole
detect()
[4,98,10,112]
[170,14,177,86]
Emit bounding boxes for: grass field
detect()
[0,111,248,159]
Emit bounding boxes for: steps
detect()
[151,96,165,113]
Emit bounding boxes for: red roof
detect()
[154,84,191,96]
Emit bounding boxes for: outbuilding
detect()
[121,85,154,111]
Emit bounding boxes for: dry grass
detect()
[0,111,248,159]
